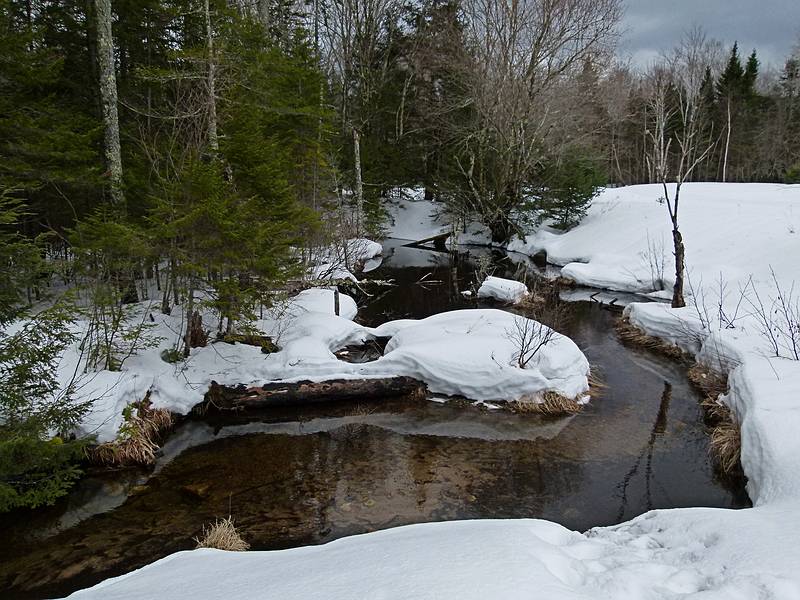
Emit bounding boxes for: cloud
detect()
[619,0,799,69]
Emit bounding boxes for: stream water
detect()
[0,241,750,599]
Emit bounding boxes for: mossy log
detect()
[201,377,427,412]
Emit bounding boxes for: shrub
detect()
[0,304,93,511]
[784,164,800,184]
[532,150,606,230]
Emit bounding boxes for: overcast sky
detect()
[619,0,800,71]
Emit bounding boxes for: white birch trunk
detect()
[94,0,124,206]
[722,97,732,183]
[204,0,219,154]
[353,127,364,233]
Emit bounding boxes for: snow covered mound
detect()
[65,507,800,600]
[63,520,597,600]
[346,237,383,262]
[477,276,529,304]
[283,287,358,321]
[372,309,589,402]
[384,190,449,241]
[508,182,800,295]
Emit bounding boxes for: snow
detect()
[477,275,529,303]
[65,509,800,600]
[384,190,450,241]
[282,287,358,321]
[60,183,800,599]
[310,238,383,281]
[508,183,800,298]
[373,309,589,402]
[58,295,588,443]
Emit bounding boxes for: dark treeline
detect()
[0,0,799,510]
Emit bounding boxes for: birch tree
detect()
[203,0,219,155]
[93,0,124,206]
[322,0,398,231]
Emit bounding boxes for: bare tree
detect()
[321,0,399,231]
[448,0,622,242]
[645,29,719,308]
[507,316,558,369]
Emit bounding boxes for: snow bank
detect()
[65,293,589,442]
[477,275,529,304]
[63,289,368,442]
[67,508,800,600]
[384,191,450,241]
[310,237,383,281]
[373,309,589,402]
[508,183,800,297]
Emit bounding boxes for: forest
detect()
[2,1,800,597]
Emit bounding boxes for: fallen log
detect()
[200,376,427,413]
[403,231,451,251]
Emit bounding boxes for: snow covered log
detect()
[477,276,529,304]
[201,377,427,411]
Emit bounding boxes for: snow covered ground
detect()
[509,183,800,297]
[66,291,589,443]
[66,183,800,599]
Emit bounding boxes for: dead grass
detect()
[587,368,607,398]
[349,403,376,416]
[687,362,732,424]
[194,517,250,551]
[614,317,690,362]
[511,391,583,416]
[516,292,548,311]
[552,276,577,288]
[709,417,742,475]
[687,363,728,399]
[86,396,174,467]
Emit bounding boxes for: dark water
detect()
[0,241,749,599]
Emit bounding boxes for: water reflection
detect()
[0,241,750,599]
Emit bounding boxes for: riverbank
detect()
[64,182,800,599]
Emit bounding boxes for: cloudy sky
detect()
[619,0,799,70]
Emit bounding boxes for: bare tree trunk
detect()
[722,97,732,183]
[671,225,686,308]
[353,127,364,232]
[204,0,219,154]
[183,286,194,357]
[94,0,124,206]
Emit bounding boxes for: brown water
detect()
[0,241,749,599]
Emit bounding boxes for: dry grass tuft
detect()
[516,292,549,311]
[86,396,174,467]
[587,368,607,398]
[686,363,732,425]
[687,363,728,399]
[700,395,732,423]
[552,276,577,288]
[709,417,742,475]
[614,317,689,362]
[511,391,583,416]
[194,517,250,551]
